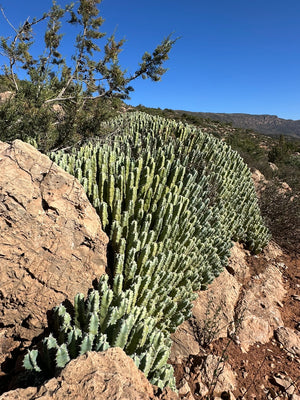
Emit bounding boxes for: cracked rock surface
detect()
[0,349,157,400]
[0,140,108,382]
[170,242,287,360]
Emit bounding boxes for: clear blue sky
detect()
[0,0,300,120]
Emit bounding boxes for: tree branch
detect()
[0,7,18,33]
[44,90,115,104]
[1,7,48,92]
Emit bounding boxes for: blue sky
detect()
[0,0,299,120]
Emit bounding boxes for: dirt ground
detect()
[172,250,300,399]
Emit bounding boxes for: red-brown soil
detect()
[172,250,300,399]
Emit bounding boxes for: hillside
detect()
[0,110,299,399]
[175,111,300,139]
[0,115,299,400]
[133,105,300,194]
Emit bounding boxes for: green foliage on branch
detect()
[0,1,177,151]
[24,112,270,389]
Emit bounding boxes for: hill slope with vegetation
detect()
[0,0,299,396]
[134,105,300,190]
[133,105,300,253]
[175,110,300,139]
[22,111,270,389]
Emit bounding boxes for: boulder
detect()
[236,264,286,352]
[274,326,300,358]
[262,241,283,261]
[170,320,200,361]
[170,242,286,358]
[170,244,244,360]
[192,269,241,339]
[0,349,157,400]
[278,181,292,194]
[194,354,237,397]
[269,162,278,172]
[0,140,108,379]
[251,169,268,195]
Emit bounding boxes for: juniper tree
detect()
[0,0,177,150]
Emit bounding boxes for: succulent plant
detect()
[24,112,270,390]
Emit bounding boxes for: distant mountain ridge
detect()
[176,111,300,138]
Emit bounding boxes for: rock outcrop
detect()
[236,264,286,352]
[251,168,268,195]
[194,354,237,396]
[0,140,298,399]
[171,242,286,357]
[170,241,300,399]
[0,140,108,385]
[0,349,159,400]
[275,326,300,358]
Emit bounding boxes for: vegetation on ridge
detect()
[3,0,296,391]
[24,112,270,389]
[133,106,300,252]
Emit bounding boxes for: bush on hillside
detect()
[259,182,300,253]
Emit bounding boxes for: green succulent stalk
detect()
[26,112,270,390]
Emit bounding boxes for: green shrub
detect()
[24,275,175,388]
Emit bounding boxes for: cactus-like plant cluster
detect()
[24,112,270,389]
[24,274,175,388]
[99,112,270,252]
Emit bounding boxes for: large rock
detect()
[0,349,157,399]
[236,264,286,352]
[0,140,108,376]
[251,168,268,195]
[193,354,237,397]
[170,242,286,359]
[275,326,300,358]
[170,244,244,361]
[170,320,200,361]
[170,268,241,361]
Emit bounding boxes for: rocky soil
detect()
[171,243,300,399]
[0,141,299,399]
[170,170,300,400]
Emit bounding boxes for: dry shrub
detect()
[259,182,300,253]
